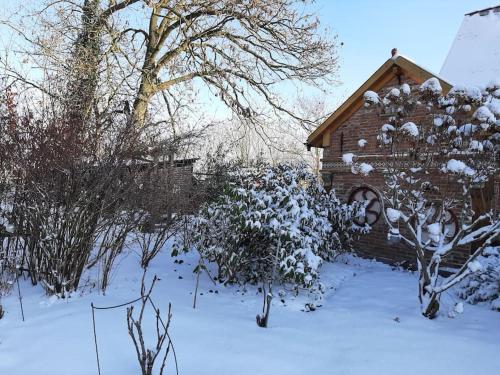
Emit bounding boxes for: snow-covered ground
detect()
[1,244,499,375]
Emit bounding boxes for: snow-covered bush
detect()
[458,246,500,312]
[180,164,366,295]
[359,79,500,318]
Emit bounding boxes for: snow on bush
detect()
[341,153,373,176]
[381,124,395,132]
[364,91,380,104]
[351,162,373,176]
[401,83,411,95]
[364,91,380,105]
[401,122,419,137]
[487,98,500,116]
[473,106,495,124]
[444,159,476,176]
[1,197,19,309]
[180,164,366,296]
[420,77,442,94]
[342,153,355,165]
[458,247,500,312]
[388,88,400,98]
[386,208,401,223]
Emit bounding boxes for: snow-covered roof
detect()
[440,6,500,86]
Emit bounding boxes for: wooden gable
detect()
[307,55,452,148]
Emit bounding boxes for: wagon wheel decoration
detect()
[420,206,459,246]
[348,187,382,226]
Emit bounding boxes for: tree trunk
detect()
[132,90,152,127]
[131,55,156,127]
[66,0,102,125]
[422,291,440,319]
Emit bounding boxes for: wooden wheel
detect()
[420,206,459,246]
[348,187,382,226]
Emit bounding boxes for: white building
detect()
[440,5,500,86]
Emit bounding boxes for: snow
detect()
[401,83,411,95]
[401,122,419,138]
[445,159,476,176]
[427,223,442,243]
[358,162,373,176]
[492,298,500,310]
[358,139,367,148]
[342,153,355,165]
[388,88,400,98]
[448,85,483,101]
[473,105,495,123]
[1,249,500,375]
[467,260,484,273]
[433,116,444,127]
[440,9,500,86]
[458,123,477,135]
[420,78,442,94]
[386,208,401,222]
[381,124,395,132]
[364,90,380,105]
[350,162,374,176]
[488,98,500,116]
[469,140,483,151]
[454,302,464,314]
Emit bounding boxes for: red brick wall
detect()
[320,75,478,269]
[323,76,429,159]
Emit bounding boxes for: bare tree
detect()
[354,79,500,318]
[122,0,338,127]
[4,0,338,129]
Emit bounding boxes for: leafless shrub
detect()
[88,213,138,293]
[0,237,18,319]
[0,86,190,296]
[127,273,176,375]
[135,219,178,270]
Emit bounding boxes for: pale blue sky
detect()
[314,0,498,98]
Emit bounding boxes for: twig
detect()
[91,303,102,375]
[193,262,201,309]
[16,274,25,322]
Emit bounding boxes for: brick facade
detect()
[319,75,497,269]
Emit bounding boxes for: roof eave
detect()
[307,55,452,148]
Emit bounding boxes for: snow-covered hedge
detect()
[180,164,366,294]
[458,246,500,312]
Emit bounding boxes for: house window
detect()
[470,179,494,220]
[348,186,382,226]
[321,172,333,187]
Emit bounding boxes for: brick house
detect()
[306,5,500,268]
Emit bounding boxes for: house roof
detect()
[307,55,452,148]
[465,4,500,16]
[440,5,500,86]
